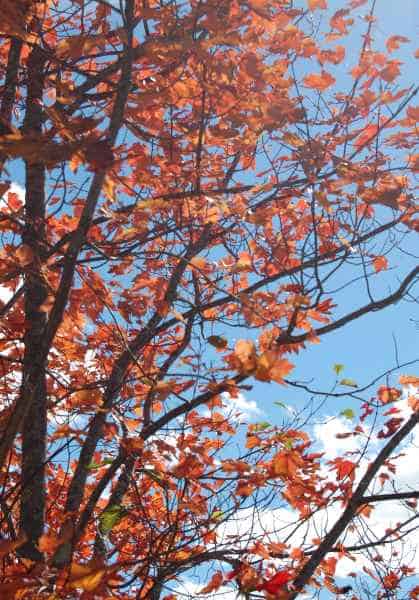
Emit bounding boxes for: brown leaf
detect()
[0,534,27,559]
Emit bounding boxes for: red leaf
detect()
[334,459,356,482]
[85,139,114,171]
[383,572,400,590]
[260,571,293,594]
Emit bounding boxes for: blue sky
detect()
[245,0,419,422]
[174,2,419,596]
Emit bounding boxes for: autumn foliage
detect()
[0,0,418,598]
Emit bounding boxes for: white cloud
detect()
[200,392,262,424]
[0,183,25,305]
[313,416,362,459]
[206,400,419,588]
[0,284,13,305]
[220,392,262,423]
[309,401,419,576]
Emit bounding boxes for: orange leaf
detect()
[234,339,257,373]
[372,256,388,273]
[236,481,254,496]
[269,359,294,383]
[386,35,409,53]
[73,389,101,406]
[282,132,305,147]
[407,106,419,122]
[380,61,401,83]
[189,256,207,270]
[377,386,401,405]
[330,9,353,35]
[272,453,290,477]
[56,34,104,59]
[246,435,261,449]
[318,45,346,66]
[247,0,272,19]
[103,176,116,201]
[272,452,300,479]
[39,523,73,553]
[399,375,419,386]
[354,123,379,149]
[255,351,293,383]
[233,252,252,272]
[308,0,327,9]
[69,569,106,591]
[408,394,419,412]
[357,504,374,518]
[303,71,335,91]
[199,572,224,594]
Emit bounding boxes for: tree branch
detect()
[289,411,419,597]
[277,265,419,345]
[360,491,419,504]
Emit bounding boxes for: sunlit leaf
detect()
[69,569,106,592]
[99,505,127,535]
[253,421,271,431]
[340,408,355,420]
[211,510,223,520]
[339,378,358,388]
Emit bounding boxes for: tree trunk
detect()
[18,45,48,561]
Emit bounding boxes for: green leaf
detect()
[87,457,114,470]
[333,363,344,375]
[99,504,127,535]
[339,378,358,388]
[254,421,271,431]
[86,461,102,470]
[211,510,223,521]
[340,408,355,420]
[274,400,287,409]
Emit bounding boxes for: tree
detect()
[0,0,417,598]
